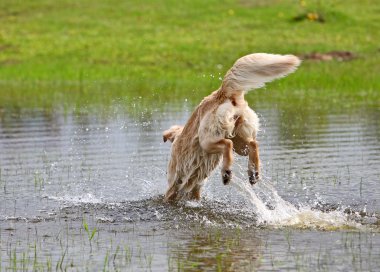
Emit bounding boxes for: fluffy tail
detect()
[221,53,301,96]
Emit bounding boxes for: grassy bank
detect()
[0,0,379,108]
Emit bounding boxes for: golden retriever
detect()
[163,53,300,202]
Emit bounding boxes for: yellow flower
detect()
[307,12,319,21]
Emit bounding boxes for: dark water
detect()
[0,95,379,271]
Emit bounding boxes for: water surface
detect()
[0,92,379,271]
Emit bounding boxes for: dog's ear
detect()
[163,130,175,143]
[163,129,173,142]
[163,125,183,143]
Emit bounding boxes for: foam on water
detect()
[48,193,105,205]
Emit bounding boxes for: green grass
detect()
[0,0,379,108]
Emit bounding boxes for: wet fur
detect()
[163,53,300,202]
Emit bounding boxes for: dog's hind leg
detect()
[231,108,260,185]
[232,136,260,185]
[248,140,260,184]
[200,138,233,185]
[221,139,234,184]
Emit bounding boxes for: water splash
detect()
[230,175,360,230]
[48,193,105,205]
[43,168,363,230]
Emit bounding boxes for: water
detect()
[0,95,379,271]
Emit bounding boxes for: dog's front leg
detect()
[164,182,179,202]
[200,138,234,185]
[248,140,260,184]
[190,184,202,200]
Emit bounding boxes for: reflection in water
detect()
[169,229,261,271]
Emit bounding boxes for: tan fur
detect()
[163,125,183,143]
[163,53,301,202]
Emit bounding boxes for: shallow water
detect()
[0,94,379,271]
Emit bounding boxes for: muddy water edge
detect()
[0,88,379,271]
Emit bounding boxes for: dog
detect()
[163,53,300,202]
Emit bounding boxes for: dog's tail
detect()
[221,53,300,96]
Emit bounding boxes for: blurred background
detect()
[0,0,379,108]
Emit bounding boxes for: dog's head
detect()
[163,125,183,143]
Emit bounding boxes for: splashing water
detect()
[44,166,362,230]
[229,175,359,230]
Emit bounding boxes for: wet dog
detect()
[163,53,300,202]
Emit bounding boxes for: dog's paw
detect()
[248,170,260,185]
[222,170,232,185]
